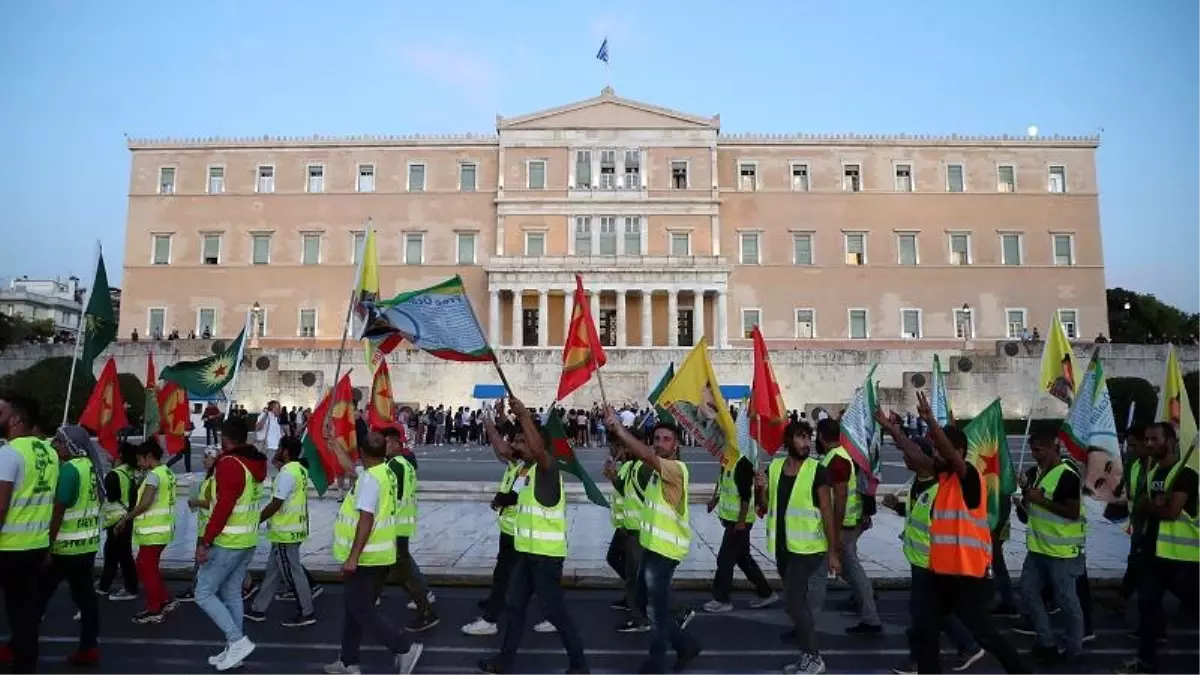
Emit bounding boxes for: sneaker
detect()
[890,662,917,674]
[615,619,651,633]
[951,647,986,672]
[1116,658,1156,674]
[845,621,883,635]
[73,610,82,621]
[208,649,227,666]
[177,589,196,602]
[1047,604,1062,615]
[749,592,780,609]
[461,618,499,636]
[533,619,556,633]
[1083,631,1097,644]
[94,584,109,597]
[673,644,702,672]
[275,590,296,601]
[406,590,436,610]
[245,610,267,623]
[990,603,1020,618]
[282,613,317,628]
[241,584,259,602]
[67,647,101,667]
[323,660,361,674]
[405,613,440,633]
[702,599,734,613]
[132,610,164,624]
[784,653,827,674]
[610,597,629,610]
[1011,619,1036,636]
[107,588,137,601]
[311,585,325,599]
[477,657,504,674]
[395,643,424,675]
[375,597,383,608]
[216,636,255,672]
[677,607,696,630]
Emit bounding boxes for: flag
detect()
[350,230,386,369]
[647,363,676,425]
[544,413,608,508]
[78,358,128,458]
[965,398,1017,529]
[302,374,358,496]
[156,381,190,455]
[838,365,880,495]
[556,275,607,401]
[367,360,396,430]
[358,276,493,362]
[1158,344,1199,473]
[657,340,740,467]
[1039,313,1078,405]
[931,354,954,426]
[749,326,786,455]
[596,38,609,63]
[79,248,116,366]
[1060,350,1121,462]
[160,325,247,396]
[143,354,161,439]
[735,402,759,463]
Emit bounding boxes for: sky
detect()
[1,0,1197,311]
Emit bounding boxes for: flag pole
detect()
[332,219,372,397]
[223,310,252,420]
[62,240,102,426]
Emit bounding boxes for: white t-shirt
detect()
[263,413,282,450]
[619,410,636,427]
[143,469,161,488]
[0,443,24,490]
[354,469,380,514]
[272,467,297,500]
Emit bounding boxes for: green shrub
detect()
[1108,377,1158,431]
[0,356,96,432]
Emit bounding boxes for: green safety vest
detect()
[389,455,418,539]
[0,437,59,551]
[765,456,827,557]
[903,481,939,568]
[212,460,262,549]
[717,461,756,524]
[332,463,398,566]
[53,457,101,555]
[1148,461,1200,563]
[267,461,309,544]
[638,460,692,562]
[102,464,135,528]
[821,445,862,527]
[610,461,630,529]
[514,464,567,558]
[196,476,215,533]
[1027,460,1086,558]
[1124,458,1147,537]
[622,460,645,531]
[497,461,522,536]
[133,465,177,546]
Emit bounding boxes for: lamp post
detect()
[960,303,972,350]
[250,302,262,349]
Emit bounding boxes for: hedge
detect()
[0,357,147,433]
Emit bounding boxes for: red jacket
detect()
[203,444,268,546]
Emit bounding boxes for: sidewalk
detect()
[114,488,1131,591]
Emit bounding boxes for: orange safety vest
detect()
[928,468,992,577]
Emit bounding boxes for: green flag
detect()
[648,363,676,425]
[301,432,330,496]
[80,250,117,366]
[143,385,160,438]
[160,326,247,396]
[965,398,1017,530]
[543,413,608,508]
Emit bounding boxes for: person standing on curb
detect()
[382,425,440,632]
[704,454,777,614]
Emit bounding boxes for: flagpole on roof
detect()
[62,240,102,426]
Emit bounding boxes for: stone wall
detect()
[2,340,1194,419]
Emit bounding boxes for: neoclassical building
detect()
[120,87,1107,352]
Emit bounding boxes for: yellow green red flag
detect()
[1158,344,1198,472]
[656,340,739,467]
[1039,313,1079,405]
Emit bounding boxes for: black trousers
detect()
[37,552,99,651]
[482,533,518,622]
[1136,553,1199,670]
[387,537,435,615]
[913,573,1031,674]
[607,529,627,579]
[497,553,588,673]
[1,548,47,673]
[97,525,138,593]
[712,520,772,602]
[340,565,412,667]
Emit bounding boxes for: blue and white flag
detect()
[596,38,609,64]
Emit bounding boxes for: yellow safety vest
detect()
[765,456,827,556]
[332,463,398,566]
[514,464,567,558]
[903,481,939,568]
[102,464,135,528]
[133,465,177,546]
[389,455,418,539]
[610,461,630,529]
[197,475,215,534]
[213,460,261,549]
[821,445,862,527]
[267,461,309,544]
[53,457,101,555]
[622,460,646,531]
[717,460,756,524]
[1027,461,1085,558]
[1149,462,1200,563]
[638,460,692,562]
[497,461,522,536]
[0,437,59,551]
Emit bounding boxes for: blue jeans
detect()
[195,545,256,643]
[1021,552,1084,657]
[638,550,699,672]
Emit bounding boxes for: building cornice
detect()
[718,132,1100,149]
[126,133,500,150]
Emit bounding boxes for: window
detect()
[306,164,325,193]
[623,150,640,189]
[158,167,176,194]
[1006,309,1027,339]
[257,165,275,193]
[997,165,1015,193]
[1053,234,1075,265]
[147,308,166,339]
[953,308,975,339]
[459,162,477,192]
[201,234,221,265]
[845,233,866,265]
[792,233,813,265]
[623,217,642,255]
[1048,165,1066,193]
[795,309,815,339]
[357,164,375,192]
[947,164,965,192]
[301,234,321,265]
[738,162,757,191]
[842,164,862,192]
[251,234,271,265]
[671,161,688,189]
[197,308,216,338]
[741,309,761,339]
[600,150,616,189]
[895,164,913,192]
[574,217,592,256]
[351,231,366,265]
[528,160,546,189]
[299,309,317,338]
[791,163,810,191]
[207,166,225,194]
[949,233,971,265]
[151,234,171,265]
[1058,309,1079,339]
[525,232,545,257]
[253,309,268,337]
[574,150,592,188]
[848,309,869,339]
[670,232,691,257]
[898,233,918,265]
[598,216,617,255]
[1001,234,1022,265]
[407,163,426,192]
[739,232,760,265]
[456,233,476,265]
[901,309,922,339]
[404,233,424,265]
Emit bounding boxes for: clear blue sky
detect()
[2,0,1196,311]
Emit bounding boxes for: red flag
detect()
[367,361,396,430]
[305,373,358,480]
[78,358,129,458]
[157,382,190,454]
[749,325,787,455]
[556,274,607,401]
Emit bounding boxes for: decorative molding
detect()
[496,87,719,131]
[127,133,500,150]
[719,132,1100,148]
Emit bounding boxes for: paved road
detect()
[20,584,1198,673]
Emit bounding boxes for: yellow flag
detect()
[1039,313,1079,405]
[656,340,740,467]
[1157,344,1198,469]
[353,230,381,367]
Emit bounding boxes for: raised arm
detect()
[509,395,550,470]
[916,391,966,476]
[603,405,662,474]
[875,407,934,475]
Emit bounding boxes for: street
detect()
[20,584,1199,673]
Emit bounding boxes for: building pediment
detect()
[497,87,719,131]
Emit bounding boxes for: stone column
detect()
[615,290,627,347]
[511,290,523,347]
[563,291,573,337]
[667,289,679,347]
[488,289,500,347]
[641,291,653,346]
[590,290,600,327]
[716,291,729,348]
[693,290,705,344]
[537,290,549,347]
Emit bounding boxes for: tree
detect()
[0,356,95,432]
[1107,288,1199,345]
[1186,371,1199,422]
[1108,377,1158,432]
[0,314,56,349]
[117,372,145,431]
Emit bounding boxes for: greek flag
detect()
[596,38,609,64]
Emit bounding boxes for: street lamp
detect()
[250,302,262,348]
